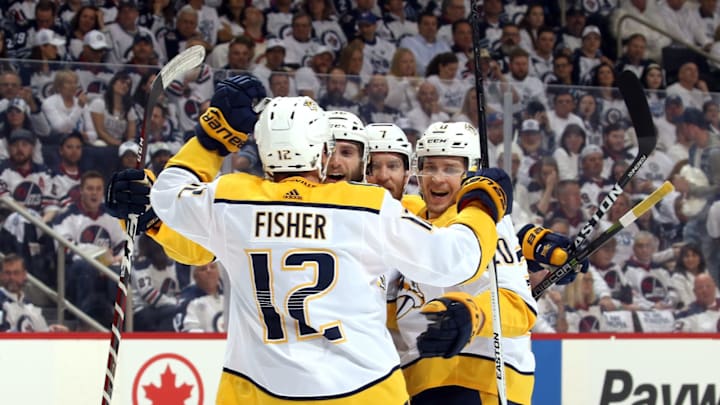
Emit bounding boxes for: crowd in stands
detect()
[0,0,718,333]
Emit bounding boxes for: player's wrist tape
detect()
[456,176,507,222]
[198,106,249,155]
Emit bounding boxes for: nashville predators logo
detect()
[395,276,425,319]
[303,99,319,111]
[540,244,552,258]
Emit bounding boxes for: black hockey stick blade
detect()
[568,71,657,255]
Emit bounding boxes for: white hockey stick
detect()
[101,45,206,405]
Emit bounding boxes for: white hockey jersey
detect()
[151,138,496,402]
[0,287,49,332]
[389,204,537,403]
[131,259,179,312]
[181,293,224,332]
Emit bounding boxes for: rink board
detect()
[1,333,718,404]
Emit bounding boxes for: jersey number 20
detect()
[248,250,344,344]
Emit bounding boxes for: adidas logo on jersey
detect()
[284,189,302,200]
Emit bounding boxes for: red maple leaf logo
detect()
[143,364,194,405]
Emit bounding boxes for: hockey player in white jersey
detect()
[369,121,536,405]
[150,75,511,404]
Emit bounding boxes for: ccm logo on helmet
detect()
[426,139,448,144]
[201,107,247,147]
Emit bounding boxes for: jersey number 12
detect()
[247,249,345,344]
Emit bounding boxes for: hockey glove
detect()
[106,169,159,234]
[196,74,267,156]
[456,168,512,222]
[517,224,589,284]
[417,292,484,359]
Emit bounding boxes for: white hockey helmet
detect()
[254,96,330,175]
[326,110,369,178]
[366,123,412,168]
[414,121,481,171]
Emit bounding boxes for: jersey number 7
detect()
[247,249,345,343]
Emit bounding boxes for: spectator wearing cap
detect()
[51,132,84,209]
[667,62,712,111]
[66,6,106,60]
[556,6,587,55]
[85,71,136,148]
[672,108,720,201]
[0,128,58,222]
[117,140,140,170]
[186,0,221,47]
[357,74,401,124]
[385,48,420,113]
[399,12,451,77]
[548,90,583,146]
[252,38,296,93]
[504,47,548,113]
[0,98,50,165]
[610,0,670,62]
[376,0,418,45]
[319,68,359,115]
[213,36,257,84]
[22,28,69,103]
[614,33,654,80]
[74,30,115,103]
[295,45,335,99]
[41,70,88,147]
[571,25,613,85]
[302,0,347,55]
[405,81,450,134]
[265,0,294,39]
[354,11,396,77]
[659,0,713,52]
[124,32,160,91]
[553,123,586,181]
[12,0,67,60]
[106,1,161,66]
[147,142,174,176]
[516,118,546,187]
[283,12,321,69]
[529,27,557,81]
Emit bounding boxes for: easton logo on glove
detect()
[200,107,249,150]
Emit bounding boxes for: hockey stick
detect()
[531,71,657,299]
[101,45,206,405]
[470,1,506,403]
[568,71,657,257]
[532,181,674,299]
